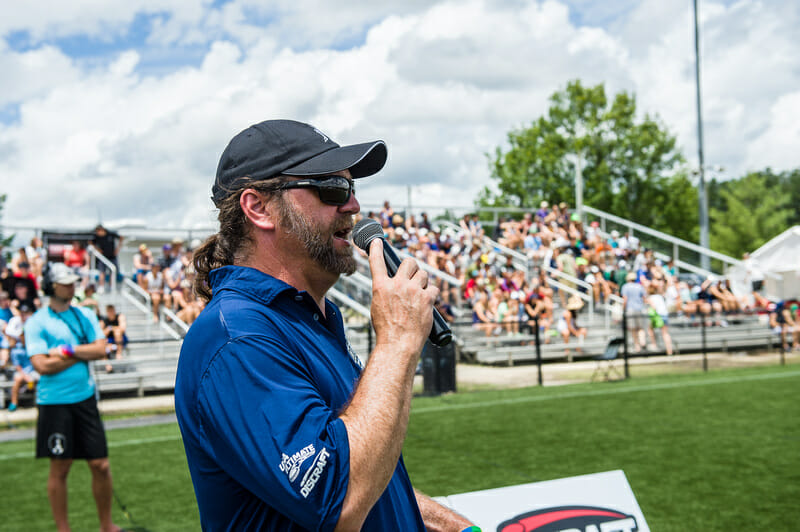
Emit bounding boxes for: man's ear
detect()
[240,189,277,230]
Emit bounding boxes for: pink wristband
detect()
[61,344,75,358]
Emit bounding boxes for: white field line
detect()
[0,434,181,461]
[2,369,798,461]
[411,369,800,415]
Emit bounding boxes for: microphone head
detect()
[352,218,384,252]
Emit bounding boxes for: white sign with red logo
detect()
[435,469,649,532]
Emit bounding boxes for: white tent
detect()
[728,226,800,301]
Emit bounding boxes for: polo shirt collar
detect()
[209,265,296,305]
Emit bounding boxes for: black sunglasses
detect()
[275,175,355,206]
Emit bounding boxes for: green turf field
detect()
[1,365,798,531]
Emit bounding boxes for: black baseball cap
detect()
[212,119,387,207]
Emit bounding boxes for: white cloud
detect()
[0,0,798,233]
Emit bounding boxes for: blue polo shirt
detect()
[175,266,424,532]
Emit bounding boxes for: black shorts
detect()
[36,395,108,460]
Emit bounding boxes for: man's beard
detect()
[277,198,356,275]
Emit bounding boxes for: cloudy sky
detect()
[1,0,798,233]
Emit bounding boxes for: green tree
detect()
[483,80,696,239]
[0,193,13,252]
[709,172,792,257]
[778,168,800,227]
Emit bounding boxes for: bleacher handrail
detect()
[86,244,117,293]
[161,307,189,338]
[584,205,740,268]
[352,249,462,289]
[327,287,371,319]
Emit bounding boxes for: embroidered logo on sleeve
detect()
[346,339,364,371]
[300,447,330,498]
[279,444,315,482]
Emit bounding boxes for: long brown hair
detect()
[193,178,287,302]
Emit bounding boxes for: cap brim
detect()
[55,274,81,285]
[282,141,387,178]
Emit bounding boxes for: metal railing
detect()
[120,277,185,340]
[584,206,737,272]
[86,244,117,294]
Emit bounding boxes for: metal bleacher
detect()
[452,311,777,366]
[88,282,182,398]
[5,203,783,402]
[90,273,377,399]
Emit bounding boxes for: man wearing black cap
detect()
[175,120,476,531]
[24,263,122,532]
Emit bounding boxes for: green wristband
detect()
[461,527,481,532]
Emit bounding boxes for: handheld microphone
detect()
[352,218,453,347]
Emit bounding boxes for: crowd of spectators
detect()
[0,231,210,406]
[357,199,785,356]
[130,238,205,325]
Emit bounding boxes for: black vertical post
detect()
[534,315,543,386]
[622,311,630,379]
[367,321,374,353]
[701,314,708,372]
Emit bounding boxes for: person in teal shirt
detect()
[25,262,122,532]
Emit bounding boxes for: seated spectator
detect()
[25,237,47,286]
[523,283,552,341]
[523,225,546,260]
[586,265,613,304]
[9,268,40,311]
[742,252,769,309]
[75,284,101,317]
[677,280,702,318]
[63,240,89,284]
[419,212,433,231]
[0,291,13,368]
[709,279,740,313]
[435,296,456,324]
[102,304,128,349]
[557,296,587,360]
[9,246,31,273]
[144,263,171,322]
[4,304,38,411]
[463,270,482,301]
[471,290,495,337]
[535,201,549,222]
[157,244,173,269]
[494,290,520,336]
[554,246,577,308]
[174,280,205,325]
[769,301,798,352]
[697,277,725,325]
[557,202,571,226]
[133,243,154,288]
[101,304,128,372]
[379,200,395,227]
[12,261,38,292]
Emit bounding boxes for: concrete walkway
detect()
[0,394,175,442]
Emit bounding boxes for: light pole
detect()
[693,0,710,270]
[692,164,724,270]
[575,152,584,222]
[567,152,584,222]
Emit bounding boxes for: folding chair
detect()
[591,336,625,382]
